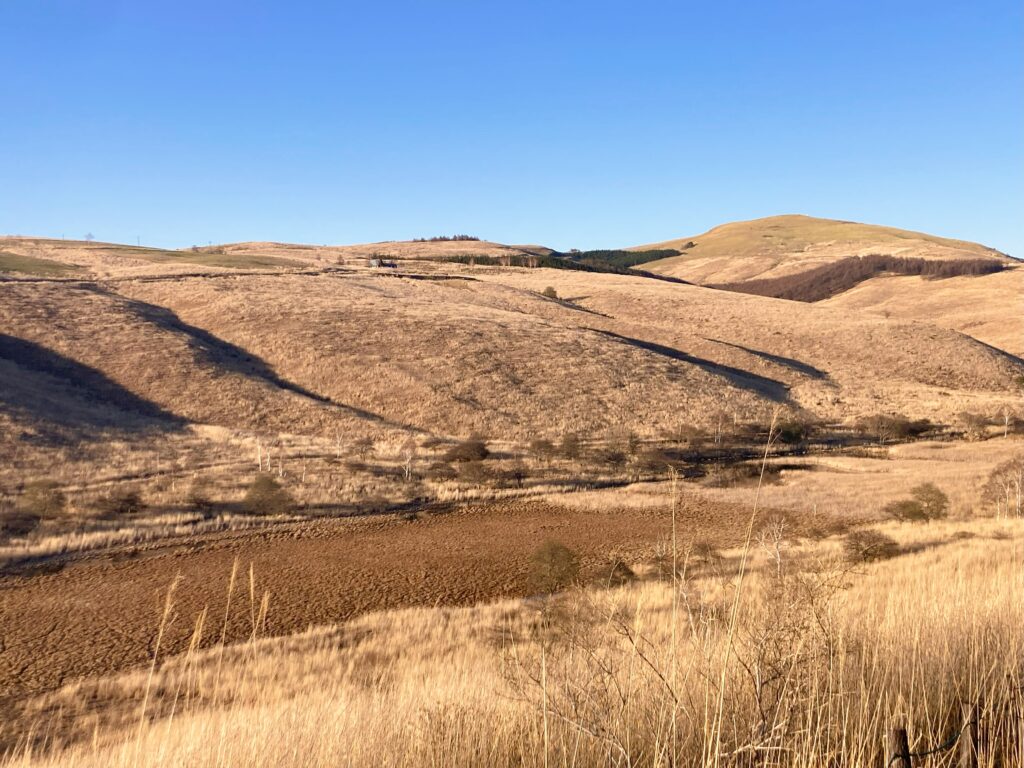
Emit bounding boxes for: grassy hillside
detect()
[1,243,1019,452]
[630,215,1021,356]
[821,268,1024,357]
[0,251,79,277]
[635,214,1008,283]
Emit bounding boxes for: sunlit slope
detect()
[819,268,1024,358]
[0,236,550,279]
[471,267,1023,423]
[1,238,1019,449]
[635,214,1008,283]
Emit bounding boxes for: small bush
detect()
[856,414,932,444]
[528,540,580,594]
[911,482,950,520]
[631,447,672,475]
[94,490,146,517]
[504,464,528,488]
[444,439,490,463]
[689,539,723,565]
[777,420,811,444]
[529,438,556,461]
[558,433,582,460]
[187,479,217,517]
[701,463,781,488]
[603,559,636,587]
[457,461,492,485]
[843,530,900,563]
[885,499,928,523]
[243,475,295,516]
[0,507,41,537]
[425,461,457,481]
[541,286,558,299]
[958,412,990,440]
[18,480,66,518]
[595,448,627,468]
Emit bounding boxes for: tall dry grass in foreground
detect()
[7,517,1022,768]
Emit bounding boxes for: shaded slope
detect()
[711,254,1007,302]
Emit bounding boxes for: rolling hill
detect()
[1,232,1020,457]
[633,214,1010,283]
[632,215,1022,356]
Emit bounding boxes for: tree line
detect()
[714,254,1007,302]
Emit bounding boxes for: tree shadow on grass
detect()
[81,285,414,431]
[0,334,183,440]
[706,338,829,380]
[586,328,790,402]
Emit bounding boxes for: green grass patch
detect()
[0,251,80,277]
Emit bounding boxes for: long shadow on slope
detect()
[586,328,790,402]
[706,338,829,380]
[82,285,410,430]
[0,335,183,440]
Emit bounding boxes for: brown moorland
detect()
[1,225,1023,767]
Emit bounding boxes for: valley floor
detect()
[1,438,1021,765]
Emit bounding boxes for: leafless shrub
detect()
[444,439,490,463]
[186,479,217,517]
[529,438,556,462]
[425,461,457,481]
[855,414,932,444]
[457,460,492,485]
[18,480,66,519]
[843,530,900,563]
[243,475,295,516]
[528,540,579,594]
[701,463,781,488]
[0,505,40,537]
[911,482,950,520]
[558,433,582,460]
[885,499,927,522]
[94,489,146,517]
[959,411,991,440]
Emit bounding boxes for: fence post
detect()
[886,726,911,768]
[959,701,979,768]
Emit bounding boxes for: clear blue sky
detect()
[2,1,1021,254]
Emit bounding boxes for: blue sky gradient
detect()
[2,1,1021,253]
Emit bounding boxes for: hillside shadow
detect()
[82,286,412,430]
[0,335,183,438]
[706,338,829,380]
[587,328,790,402]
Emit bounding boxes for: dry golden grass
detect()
[821,268,1024,357]
[2,240,1020,567]
[3,227,1021,766]
[469,266,1022,424]
[0,236,543,279]
[623,215,1022,357]
[698,438,1024,522]
[635,214,1008,283]
[6,514,1020,767]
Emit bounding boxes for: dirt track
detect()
[0,496,758,704]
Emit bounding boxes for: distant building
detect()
[368,257,397,268]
